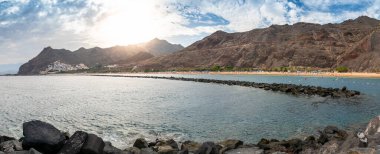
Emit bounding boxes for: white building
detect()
[75,63,89,70]
[42,61,89,74]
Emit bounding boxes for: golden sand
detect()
[143,71,380,78]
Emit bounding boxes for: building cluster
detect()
[40,61,89,74]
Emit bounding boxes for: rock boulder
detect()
[0,136,16,144]
[365,116,380,136]
[80,134,105,154]
[57,131,88,154]
[22,120,66,153]
[133,138,149,149]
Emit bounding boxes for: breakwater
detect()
[93,75,361,98]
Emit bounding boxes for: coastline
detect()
[138,71,380,79]
[7,71,380,79]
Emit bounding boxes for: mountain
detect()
[138,16,380,72]
[138,38,184,56]
[18,39,183,75]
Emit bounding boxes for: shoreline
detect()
[137,71,380,79]
[6,71,380,79]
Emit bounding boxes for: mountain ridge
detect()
[18,16,380,74]
[136,16,380,72]
[18,39,184,75]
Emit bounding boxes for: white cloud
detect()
[260,0,288,25]
[71,0,230,47]
[366,0,380,19]
[200,0,262,31]
[1,0,380,66]
[197,0,303,31]
[3,6,20,14]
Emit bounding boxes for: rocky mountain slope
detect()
[18,39,183,75]
[139,16,380,72]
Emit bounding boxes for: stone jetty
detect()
[2,116,380,154]
[94,75,361,98]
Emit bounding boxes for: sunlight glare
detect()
[91,1,159,46]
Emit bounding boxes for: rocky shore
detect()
[1,115,380,154]
[94,75,361,98]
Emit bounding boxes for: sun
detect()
[91,1,159,46]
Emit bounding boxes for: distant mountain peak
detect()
[212,30,227,35]
[151,38,162,41]
[141,38,184,56]
[147,38,167,44]
[43,46,53,51]
[355,15,373,21]
[342,15,379,26]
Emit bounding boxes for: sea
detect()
[0,74,379,148]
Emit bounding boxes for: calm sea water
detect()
[0,74,379,148]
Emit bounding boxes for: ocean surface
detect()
[0,74,380,148]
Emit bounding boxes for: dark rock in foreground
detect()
[194,142,221,154]
[22,120,66,154]
[143,138,181,154]
[0,140,22,152]
[0,136,16,144]
[3,115,380,154]
[133,138,149,149]
[57,131,88,154]
[94,75,361,98]
[103,142,128,154]
[5,148,42,154]
[80,134,105,154]
[181,141,201,153]
[218,139,243,153]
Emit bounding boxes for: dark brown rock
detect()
[194,142,220,154]
[218,139,243,153]
[181,141,201,153]
[11,148,42,154]
[57,131,88,154]
[133,138,149,149]
[80,134,105,154]
[164,139,178,150]
[0,136,16,144]
[157,145,176,154]
[0,140,23,152]
[103,142,129,154]
[22,120,66,154]
[257,138,270,150]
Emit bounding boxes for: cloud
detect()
[299,0,373,11]
[0,0,380,67]
[0,0,103,65]
[167,2,230,27]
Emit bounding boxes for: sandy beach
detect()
[140,71,380,78]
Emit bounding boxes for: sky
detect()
[0,0,380,73]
